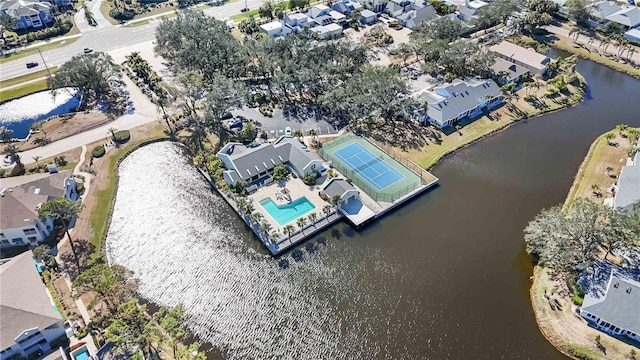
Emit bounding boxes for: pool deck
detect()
[198,137,439,255]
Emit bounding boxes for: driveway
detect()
[232,107,340,138]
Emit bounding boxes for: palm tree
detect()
[244,202,255,216]
[569,26,581,43]
[606,166,614,177]
[591,184,601,197]
[605,132,616,145]
[236,197,247,214]
[322,204,332,218]
[331,194,342,208]
[308,212,317,227]
[269,231,281,244]
[586,37,595,50]
[292,129,304,140]
[307,129,317,139]
[626,44,636,62]
[259,221,272,238]
[283,224,294,240]
[250,212,263,225]
[32,156,42,170]
[0,126,13,143]
[3,144,21,165]
[153,95,173,134]
[107,127,118,142]
[296,217,307,234]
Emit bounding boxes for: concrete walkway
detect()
[74,0,114,32]
[53,144,99,356]
[10,75,157,167]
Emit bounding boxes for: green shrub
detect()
[109,8,135,20]
[76,329,88,339]
[114,130,131,143]
[54,156,68,167]
[566,345,596,360]
[272,164,289,181]
[10,163,25,177]
[92,145,106,158]
[302,172,317,186]
[571,293,584,306]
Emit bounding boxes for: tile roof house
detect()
[217,135,325,186]
[489,40,551,75]
[0,0,54,30]
[0,251,67,359]
[613,150,640,215]
[605,7,640,29]
[414,78,502,128]
[0,170,79,248]
[580,268,640,342]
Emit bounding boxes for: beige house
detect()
[489,40,551,75]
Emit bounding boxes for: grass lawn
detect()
[0,67,57,88]
[398,79,585,170]
[0,37,79,64]
[0,79,48,102]
[564,129,636,206]
[100,0,120,25]
[124,19,150,27]
[548,40,640,79]
[230,9,259,21]
[88,125,168,262]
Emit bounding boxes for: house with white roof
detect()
[331,0,363,16]
[457,0,489,22]
[396,1,436,29]
[491,57,530,85]
[0,170,79,248]
[308,4,334,26]
[311,23,343,39]
[0,0,54,30]
[259,20,292,37]
[284,12,311,32]
[579,267,640,342]
[612,150,640,215]
[605,6,640,29]
[217,135,325,187]
[414,79,502,128]
[589,1,621,24]
[489,40,551,75]
[625,28,640,43]
[360,9,377,24]
[0,251,67,360]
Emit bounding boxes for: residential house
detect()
[489,40,551,75]
[386,0,436,29]
[491,57,529,85]
[579,268,640,342]
[360,9,378,24]
[311,22,343,39]
[308,4,334,26]
[612,150,640,215]
[329,9,347,24]
[0,251,67,360]
[331,0,363,16]
[605,7,640,29]
[414,78,502,128]
[217,135,325,187]
[284,12,311,32]
[0,170,79,248]
[624,28,640,43]
[457,0,489,22]
[589,1,621,25]
[259,20,292,37]
[0,0,54,30]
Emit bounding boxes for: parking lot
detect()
[227,107,340,138]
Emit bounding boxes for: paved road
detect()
[0,0,264,81]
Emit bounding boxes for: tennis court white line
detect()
[333,142,406,191]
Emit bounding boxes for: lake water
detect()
[0,88,79,139]
[105,56,640,359]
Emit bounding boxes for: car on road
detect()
[26,61,38,68]
[84,48,93,54]
[285,126,292,136]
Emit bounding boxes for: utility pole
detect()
[37,48,53,81]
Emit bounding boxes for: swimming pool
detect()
[74,351,89,360]
[259,197,315,226]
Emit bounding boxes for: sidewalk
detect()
[1,34,83,55]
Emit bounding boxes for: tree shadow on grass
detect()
[59,238,95,280]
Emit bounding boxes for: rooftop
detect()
[1,251,61,349]
[260,20,282,32]
[491,57,530,80]
[614,151,640,212]
[582,269,640,335]
[0,190,47,229]
[322,178,355,198]
[360,9,377,17]
[605,7,640,28]
[489,40,550,71]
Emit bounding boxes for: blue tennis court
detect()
[333,143,405,191]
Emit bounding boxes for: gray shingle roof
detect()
[219,136,321,181]
[605,7,640,28]
[417,78,501,124]
[0,190,46,229]
[0,0,52,18]
[614,153,640,212]
[323,178,355,198]
[1,251,61,349]
[491,58,529,80]
[582,271,640,334]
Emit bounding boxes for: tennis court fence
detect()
[319,146,421,203]
[365,137,436,185]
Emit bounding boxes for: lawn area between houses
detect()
[0,37,80,64]
[75,122,168,263]
[394,78,585,170]
[564,129,637,206]
[0,79,49,102]
[529,127,640,360]
[0,67,57,88]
